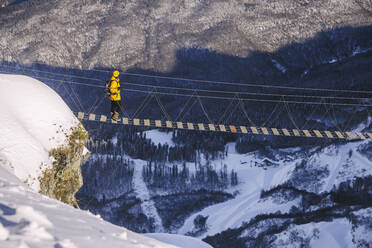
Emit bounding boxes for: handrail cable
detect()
[5,61,372,95]
[2,64,372,101]
[1,70,372,107]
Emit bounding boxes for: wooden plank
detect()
[229,125,237,133]
[282,128,290,136]
[303,130,312,137]
[261,127,269,135]
[271,128,280,136]
[144,119,150,126]
[345,132,354,139]
[78,112,84,120]
[133,119,140,126]
[166,121,173,128]
[313,130,323,138]
[219,125,226,132]
[198,123,205,131]
[100,115,107,122]
[240,126,248,134]
[187,123,194,130]
[292,129,300,136]
[122,118,129,125]
[367,133,372,139]
[208,124,216,131]
[357,132,366,140]
[335,131,345,139]
[88,113,96,121]
[251,127,259,134]
[155,120,162,127]
[177,122,184,129]
[325,131,333,138]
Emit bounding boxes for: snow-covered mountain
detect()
[0,74,212,248]
[1,0,371,74]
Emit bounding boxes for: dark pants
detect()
[111,100,122,115]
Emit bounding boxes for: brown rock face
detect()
[39,124,89,207]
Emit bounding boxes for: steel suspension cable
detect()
[132,91,154,119]
[91,95,107,115]
[265,103,285,128]
[342,107,361,132]
[66,77,86,113]
[2,69,372,107]
[60,82,82,112]
[237,94,257,127]
[2,63,372,100]
[223,96,241,125]
[153,89,172,121]
[178,97,198,122]
[175,91,197,121]
[217,95,238,124]
[261,103,279,127]
[308,102,332,131]
[283,98,300,130]
[197,96,213,124]
[300,98,325,130]
[328,104,344,133]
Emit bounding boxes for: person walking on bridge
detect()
[109,70,122,121]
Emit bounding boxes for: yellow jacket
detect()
[109,76,121,101]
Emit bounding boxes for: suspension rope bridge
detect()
[74,111,372,140]
[1,62,372,140]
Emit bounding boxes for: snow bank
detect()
[0,74,78,191]
[0,164,177,248]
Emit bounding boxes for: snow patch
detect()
[0,74,79,191]
[0,222,9,241]
[144,130,175,147]
[16,206,53,228]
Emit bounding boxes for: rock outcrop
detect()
[39,124,89,207]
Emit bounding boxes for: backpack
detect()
[104,80,112,96]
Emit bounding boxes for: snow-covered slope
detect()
[0,74,79,191]
[178,141,372,240]
[0,164,178,248]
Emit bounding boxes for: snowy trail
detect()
[132,160,164,232]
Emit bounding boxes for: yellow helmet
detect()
[113,70,120,77]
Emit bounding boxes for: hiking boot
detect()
[111,112,119,121]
